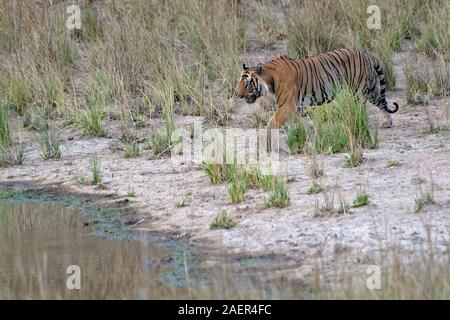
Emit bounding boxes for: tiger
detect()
[236,48,399,135]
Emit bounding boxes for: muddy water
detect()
[0,200,204,299]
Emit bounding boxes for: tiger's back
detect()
[275,49,391,110]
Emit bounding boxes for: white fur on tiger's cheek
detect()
[259,79,270,96]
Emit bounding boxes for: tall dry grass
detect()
[0,0,244,135]
[0,0,448,133]
[282,0,445,90]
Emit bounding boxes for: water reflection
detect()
[0,201,192,299]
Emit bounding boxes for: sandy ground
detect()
[1,48,449,282]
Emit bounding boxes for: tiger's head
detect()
[236,63,266,104]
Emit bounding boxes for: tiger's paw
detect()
[381,120,393,128]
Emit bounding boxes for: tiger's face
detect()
[236,64,264,104]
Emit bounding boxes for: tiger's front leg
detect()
[265,101,297,153]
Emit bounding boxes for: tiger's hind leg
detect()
[366,60,397,128]
[374,97,393,128]
[381,109,393,128]
[367,93,393,128]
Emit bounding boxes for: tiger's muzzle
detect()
[245,88,261,104]
[246,93,257,104]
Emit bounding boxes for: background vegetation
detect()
[0,0,448,153]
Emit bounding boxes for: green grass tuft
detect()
[91,153,102,185]
[307,183,323,194]
[314,192,350,217]
[126,187,136,197]
[265,179,290,208]
[352,190,369,208]
[201,163,240,185]
[81,103,107,137]
[0,104,11,148]
[0,144,25,167]
[210,211,236,230]
[414,181,436,212]
[287,86,377,157]
[287,117,308,155]
[176,200,187,208]
[227,178,246,204]
[123,142,141,158]
[259,174,277,192]
[40,128,61,160]
[150,131,170,157]
[386,160,400,168]
[77,175,87,185]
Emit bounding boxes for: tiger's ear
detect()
[256,63,264,75]
[243,63,249,70]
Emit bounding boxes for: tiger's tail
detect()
[372,56,399,114]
